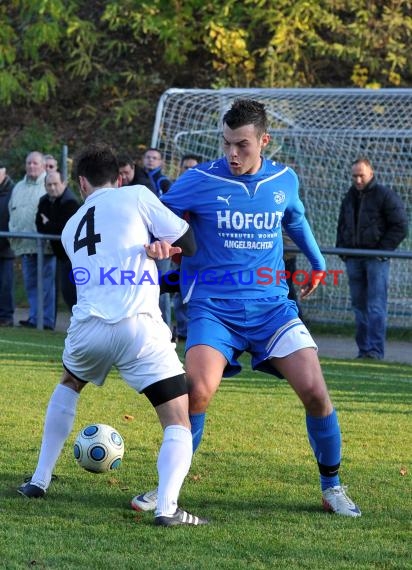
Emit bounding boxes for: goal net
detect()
[151,88,412,328]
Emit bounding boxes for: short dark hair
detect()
[180,154,202,165]
[222,99,268,136]
[117,153,135,168]
[144,147,163,159]
[74,143,119,187]
[352,157,373,170]
[45,170,65,184]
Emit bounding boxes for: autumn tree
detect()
[1,0,411,173]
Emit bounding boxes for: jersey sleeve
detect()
[160,169,198,216]
[282,170,326,271]
[136,185,189,243]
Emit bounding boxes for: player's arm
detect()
[145,226,196,260]
[284,217,326,299]
[151,227,196,294]
[171,225,196,256]
[282,188,326,299]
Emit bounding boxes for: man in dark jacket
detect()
[0,162,15,326]
[336,157,408,360]
[36,171,80,311]
[118,153,141,186]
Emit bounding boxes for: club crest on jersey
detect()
[273,190,286,204]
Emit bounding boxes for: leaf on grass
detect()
[108,478,120,486]
[190,473,202,482]
[400,466,407,476]
[123,414,134,421]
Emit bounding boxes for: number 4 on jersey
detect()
[73,206,102,255]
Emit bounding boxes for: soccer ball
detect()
[73,424,124,473]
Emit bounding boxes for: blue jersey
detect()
[161,157,326,301]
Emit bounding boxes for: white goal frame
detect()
[151,88,412,327]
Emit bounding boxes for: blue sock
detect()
[190,412,205,453]
[306,409,341,491]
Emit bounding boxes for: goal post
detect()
[151,88,412,327]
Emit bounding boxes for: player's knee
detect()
[298,378,331,413]
[188,384,213,413]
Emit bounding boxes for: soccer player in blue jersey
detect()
[132,99,361,517]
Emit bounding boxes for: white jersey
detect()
[62,185,188,323]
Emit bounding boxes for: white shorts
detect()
[62,314,184,393]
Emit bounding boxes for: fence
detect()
[0,231,59,330]
[151,87,412,328]
[1,231,411,330]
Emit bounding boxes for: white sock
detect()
[155,425,192,516]
[31,384,79,490]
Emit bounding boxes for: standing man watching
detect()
[0,161,15,327]
[8,151,56,330]
[44,155,58,172]
[179,154,202,175]
[140,148,172,197]
[336,158,408,360]
[118,153,140,186]
[36,171,80,312]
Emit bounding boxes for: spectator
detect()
[139,148,172,197]
[44,155,58,172]
[118,153,141,186]
[172,154,203,342]
[36,171,80,312]
[336,157,408,360]
[8,151,56,330]
[0,161,15,327]
[179,154,203,175]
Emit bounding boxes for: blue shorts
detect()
[186,297,317,378]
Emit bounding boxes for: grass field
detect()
[0,327,410,569]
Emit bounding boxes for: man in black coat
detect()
[0,162,15,326]
[336,157,408,360]
[118,153,142,186]
[36,171,80,311]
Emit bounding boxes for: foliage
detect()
[0,0,412,170]
[0,328,411,568]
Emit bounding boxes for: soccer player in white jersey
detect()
[132,99,361,517]
[17,143,208,527]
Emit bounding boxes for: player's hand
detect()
[144,240,182,260]
[300,271,324,299]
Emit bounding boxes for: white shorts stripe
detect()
[266,319,317,358]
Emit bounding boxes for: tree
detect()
[1,0,411,174]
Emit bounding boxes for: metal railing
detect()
[0,231,60,330]
[1,230,411,330]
